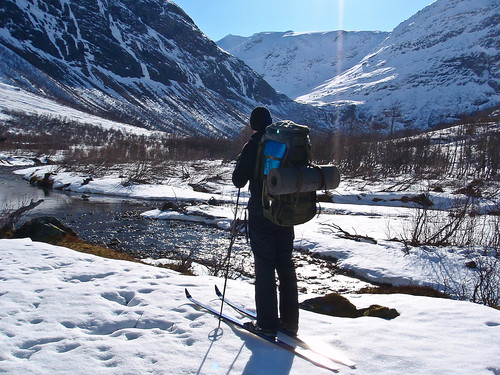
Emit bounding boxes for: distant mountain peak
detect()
[219,0,500,130]
[218,30,389,100]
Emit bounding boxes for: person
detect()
[232,106,299,338]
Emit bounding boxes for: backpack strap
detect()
[253,136,265,181]
[294,165,304,193]
[312,164,327,192]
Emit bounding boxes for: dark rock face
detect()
[0,0,330,136]
[13,217,77,243]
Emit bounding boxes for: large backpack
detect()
[255,120,317,226]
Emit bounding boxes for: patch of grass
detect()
[358,285,450,299]
[55,235,142,263]
[55,234,196,275]
[155,262,196,276]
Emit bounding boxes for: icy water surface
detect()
[0,166,232,260]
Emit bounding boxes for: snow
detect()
[0,153,37,167]
[0,238,499,374]
[1,155,499,373]
[218,30,389,99]
[0,83,155,136]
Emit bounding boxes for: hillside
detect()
[218,30,389,99]
[0,0,330,137]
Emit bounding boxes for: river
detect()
[0,166,373,294]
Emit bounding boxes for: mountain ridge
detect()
[0,0,331,137]
[218,30,390,100]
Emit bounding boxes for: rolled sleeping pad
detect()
[267,165,340,195]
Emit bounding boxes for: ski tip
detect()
[215,285,222,297]
[184,288,192,299]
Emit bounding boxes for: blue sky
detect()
[173,0,436,41]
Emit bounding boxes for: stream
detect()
[0,166,373,294]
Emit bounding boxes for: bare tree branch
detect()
[0,199,44,233]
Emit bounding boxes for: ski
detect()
[215,285,258,320]
[215,285,356,368]
[185,288,339,373]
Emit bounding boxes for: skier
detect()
[232,107,299,338]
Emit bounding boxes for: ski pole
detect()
[218,188,241,328]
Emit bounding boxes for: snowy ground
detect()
[1,157,499,374]
[0,238,499,374]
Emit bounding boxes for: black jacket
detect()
[232,131,264,216]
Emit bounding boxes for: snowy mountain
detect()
[0,0,330,137]
[219,0,500,130]
[218,31,389,100]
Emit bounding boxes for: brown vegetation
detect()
[2,109,499,186]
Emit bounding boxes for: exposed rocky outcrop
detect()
[300,293,400,319]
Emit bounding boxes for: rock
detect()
[399,194,433,207]
[13,217,77,243]
[189,183,211,193]
[161,200,181,211]
[412,193,434,207]
[359,304,400,319]
[465,260,477,269]
[29,172,54,189]
[300,292,400,320]
[300,293,360,318]
[207,197,220,206]
[81,177,93,186]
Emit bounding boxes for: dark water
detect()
[0,166,239,264]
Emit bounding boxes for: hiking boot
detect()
[278,320,298,337]
[243,321,277,339]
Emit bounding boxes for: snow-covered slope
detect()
[218,31,389,99]
[0,0,330,136]
[1,238,499,374]
[220,0,500,130]
[299,0,500,128]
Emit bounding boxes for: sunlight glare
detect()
[337,0,344,76]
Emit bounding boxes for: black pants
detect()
[249,214,299,332]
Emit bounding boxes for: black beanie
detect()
[250,107,272,132]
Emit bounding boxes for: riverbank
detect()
[3,156,498,306]
[0,162,373,295]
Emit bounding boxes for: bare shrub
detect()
[0,199,44,237]
[400,195,492,248]
[399,195,499,308]
[471,256,499,307]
